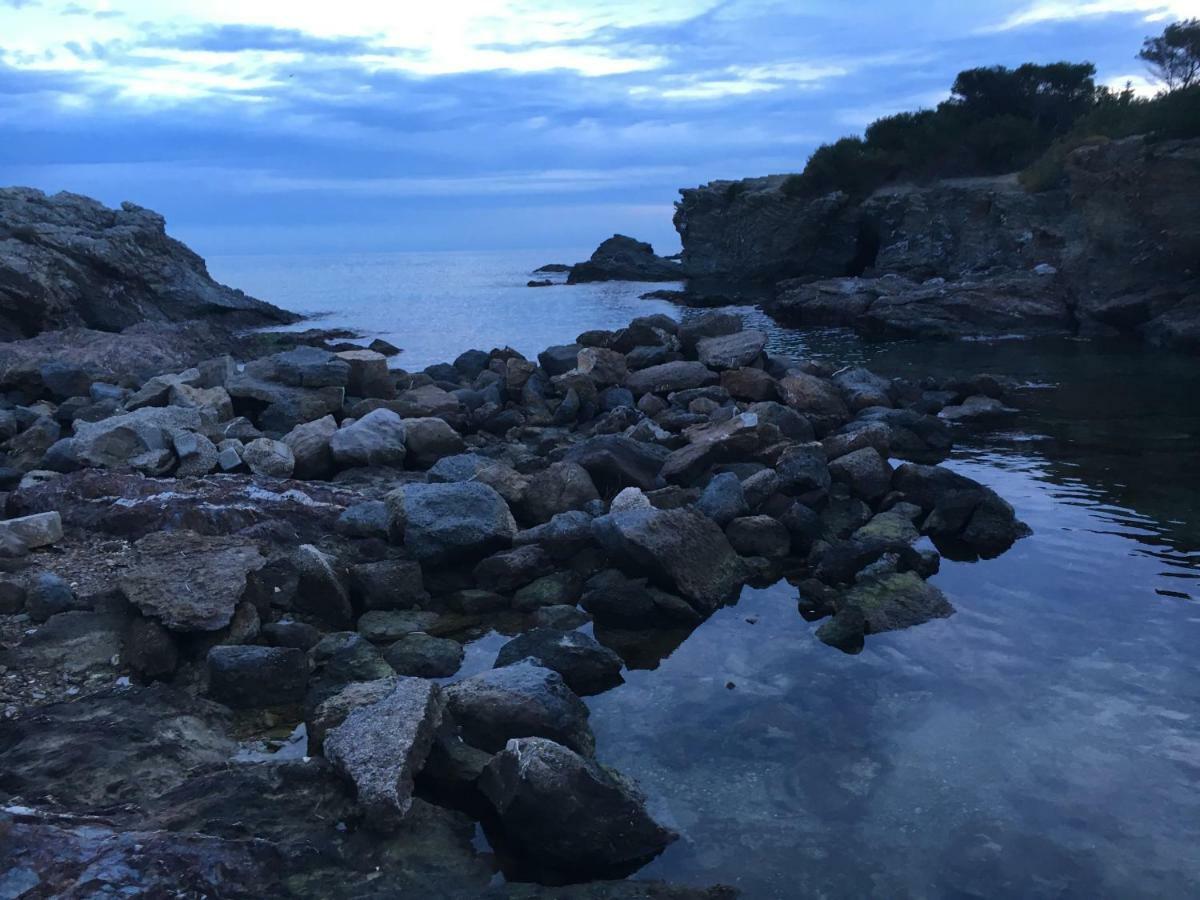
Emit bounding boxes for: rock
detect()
[337,348,394,398]
[270,345,351,388]
[369,337,402,356]
[532,604,592,630]
[0,510,62,549]
[311,631,394,683]
[0,575,27,613]
[172,430,218,476]
[833,367,893,411]
[695,472,748,526]
[241,437,295,478]
[357,609,442,643]
[384,633,464,678]
[774,444,832,495]
[262,619,322,650]
[206,644,307,708]
[350,558,427,611]
[725,515,790,558]
[567,234,682,283]
[778,373,849,432]
[71,405,201,469]
[815,604,867,653]
[447,659,594,755]
[0,187,297,340]
[331,408,408,469]
[494,629,624,696]
[677,311,742,351]
[564,435,668,493]
[592,507,745,612]
[25,572,87,622]
[480,737,677,879]
[747,400,814,441]
[323,678,445,830]
[282,414,337,479]
[512,510,595,559]
[123,616,179,678]
[0,684,235,810]
[538,343,581,376]
[893,462,1030,555]
[577,347,629,386]
[695,329,767,370]
[519,461,600,525]
[580,568,700,628]
[720,367,778,401]
[474,545,552,592]
[336,500,390,539]
[119,531,266,632]
[306,675,399,753]
[939,394,1018,421]
[403,416,466,468]
[841,570,954,634]
[625,360,719,396]
[513,571,585,611]
[388,481,518,564]
[610,485,653,513]
[828,446,893,501]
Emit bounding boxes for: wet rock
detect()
[533,604,592,630]
[567,234,682,283]
[357,609,442,643]
[206,644,308,708]
[312,631,395,683]
[0,684,235,810]
[447,587,509,614]
[592,507,744,612]
[893,462,1030,555]
[843,571,954,634]
[580,568,700,628]
[513,570,585,612]
[828,446,893,501]
[119,531,266,632]
[403,416,466,468]
[480,737,677,879]
[331,408,408,469]
[494,628,624,696]
[291,543,354,628]
[448,659,594,755]
[388,481,518,564]
[323,677,445,830]
[940,394,1018,421]
[384,633,464,678]
[774,443,831,496]
[725,515,790,558]
[815,604,867,653]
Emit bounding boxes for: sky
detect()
[1,0,1198,256]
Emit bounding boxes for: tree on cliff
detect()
[1139,19,1200,92]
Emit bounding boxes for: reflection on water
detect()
[208,253,1200,896]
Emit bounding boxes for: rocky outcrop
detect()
[567,235,683,284]
[0,187,298,340]
[676,137,1200,348]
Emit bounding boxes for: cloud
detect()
[987,1,1200,32]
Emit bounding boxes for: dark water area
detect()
[210,252,1200,898]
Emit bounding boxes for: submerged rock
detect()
[494,629,624,696]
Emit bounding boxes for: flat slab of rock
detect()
[0,511,62,549]
[494,629,623,696]
[323,677,445,831]
[119,530,266,631]
[625,360,719,395]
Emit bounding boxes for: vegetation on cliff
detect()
[783,19,1200,200]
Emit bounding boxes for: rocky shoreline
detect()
[0,190,1032,896]
[562,136,1200,351]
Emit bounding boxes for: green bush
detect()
[1019,135,1110,192]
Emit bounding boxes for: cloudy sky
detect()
[1,0,1196,256]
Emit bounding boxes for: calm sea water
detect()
[210,251,1200,898]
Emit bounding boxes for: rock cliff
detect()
[674,137,1200,350]
[0,187,299,340]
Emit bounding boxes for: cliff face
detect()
[674,137,1200,349]
[0,187,299,340]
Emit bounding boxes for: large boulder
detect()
[388,481,517,564]
[695,329,767,370]
[331,408,408,469]
[447,659,594,755]
[591,507,744,612]
[403,416,466,468]
[119,530,266,631]
[0,187,298,340]
[567,234,683,284]
[563,435,667,493]
[71,406,202,469]
[625,360,719,396]
[322,678,446,830]
[206,645,308,709]
[518,460,600,524]
[893,462,1030,556]
[282,414,337,479]
[479,737,678,879]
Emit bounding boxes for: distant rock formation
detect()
[567,235,683,284]
[673,137,1200,350]
[0,187,299,340]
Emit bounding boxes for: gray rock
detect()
[479,737,677,878]
[71,406,201,469]
[695,472,748,526]
[271,346,351,388]
[323,678,445,830]
[494,628,624,696]
[119,531,266,632]
[172,430,219,477]
[678,311,742,351]
[828,446,893,501]
[388,481,518,564]
[610,486,653,513]
[625,360,719,396]
[695,329,767,370]
[840,570,954,634]
[357,609,441,643]
[25,572,87,622]
[383,633,464,678]
[0,511,62,549]
[580,568,700,628]
[242,437,295,478]
[725,515,791,558]
[592,507,744,612]
[206,645,308,708]
[519,461,600,525]
[402,416,465,468]
[576,347,629,386]
[474,545,552,592]
[447,659,594,754]
[330,408,407,469]
[291,543,354,628]
[337,348,394,398]
[335,500,390,539]
[282,414,337,479]
[563,435,668,493]
[538,343,581,377]
[513,571,585,612]
[350,558,427,610]
[567,234,682,283]
[312,631,395,683]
